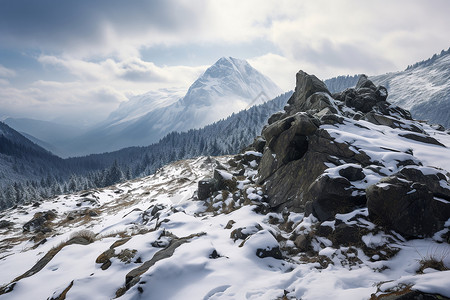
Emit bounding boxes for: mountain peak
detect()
[188,56,282,103]
[215,56,248,66]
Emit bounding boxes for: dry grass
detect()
[416,246,450,274]
[97,230,129,240]
[70,229,97,243]
[370,283,413,299]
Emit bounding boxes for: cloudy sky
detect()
[0,0,449,126]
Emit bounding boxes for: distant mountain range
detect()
[17,57,280,157]
[324,47,450,128]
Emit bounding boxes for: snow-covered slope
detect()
[100,87,185,129]
[66,57,283,157]
[371,49,450,128]
[0,154,449,299]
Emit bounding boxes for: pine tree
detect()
[104,160,123,187]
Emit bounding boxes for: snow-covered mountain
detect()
[65,57,283,157]
[0,70,449,299]
[324,48,450,128]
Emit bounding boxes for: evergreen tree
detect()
[104,160,123,187]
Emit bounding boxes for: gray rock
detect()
[398,167,450,199]
[268,111,285,125]
[303,92,338,114]
[256,246,282,259]
[230,224,263,242]
[294,234,311,252]
[0,220,13,229]
[339,165,365,181]
[308,175,366,221]
[258,113,319,184]
[375,86,388,101]
[252,136,266,153]
[214,169,237,191]
[197,178,217,200]
[355,74,376,90]
[366,176,448,238]
[23,211,56,233]
[399,133,446,147]
[331,224,361,247]
[259,127,371,211]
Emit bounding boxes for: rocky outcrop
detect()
[198,178,217,200]
[253,70,450,238]
[307,175,366,221]
[256,72,374,212]
[332,74,388,114]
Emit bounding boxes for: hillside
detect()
[0,121,75,188]
[324,48,450,128]
[371,48,450,128]
[0,71,448,299]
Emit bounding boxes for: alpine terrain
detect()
[0,70,449,299]
[63,57,283,157]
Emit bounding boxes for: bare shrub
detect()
[70,229,96,243]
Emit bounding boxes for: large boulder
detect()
[366,175,450,238]
[307,175,366,221]
[197,178,217,200]
[258,123,372,211]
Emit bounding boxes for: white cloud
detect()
[0,64,16,78]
